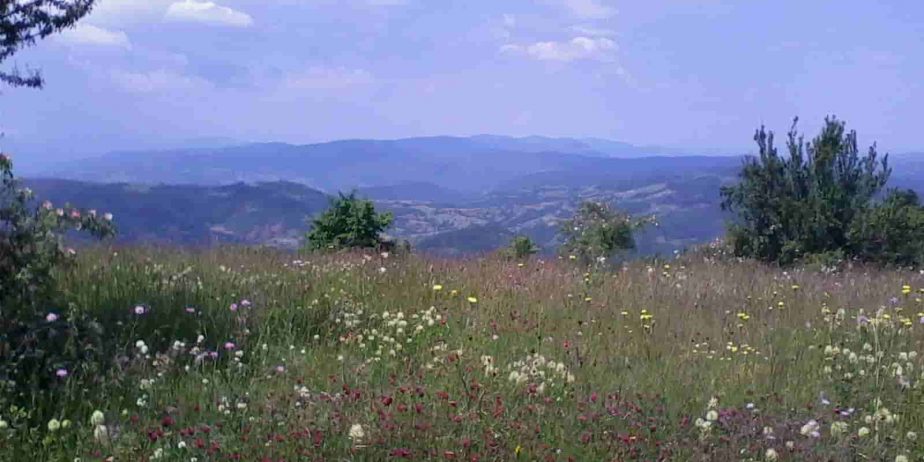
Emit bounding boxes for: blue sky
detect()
[1,0,922,164]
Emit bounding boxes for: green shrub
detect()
[559,201,653,265]
[849,189,924,267]
[720,116,900,266]
[507,235,539,260]
[0,153,115,417]
[305,192,394,251]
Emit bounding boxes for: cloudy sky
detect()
[2,0,922,163]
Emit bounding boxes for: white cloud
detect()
[110,68,212,93]
[58,24,132,49]
[282,66,374,91]
[165,0,253,27]
[557,0,616,19]
[501,36,617,62]
[570,24,616,37]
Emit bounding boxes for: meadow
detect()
[2,246,924,461]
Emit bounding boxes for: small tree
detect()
[559,201,652,264]
[507,235,539,260]
[721,116,892,265]
[305,192,394,251]
[1,0,97,88]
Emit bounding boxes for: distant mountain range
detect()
[23,135,924,256]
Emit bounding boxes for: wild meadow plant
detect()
[0,246,922,461]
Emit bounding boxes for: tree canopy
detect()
[1,0,96,88]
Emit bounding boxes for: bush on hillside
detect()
[559,201,653,265]
[305,191,394,251]
[506,235,539,260]
[0,153,115,411]
[848,189,924,266]
[721,116,922,267]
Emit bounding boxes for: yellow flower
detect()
[902,285,912,295]
[467,296,478,304]
[450,289,458,297]
[791,284,800,290]
[432,284,443,292]
[584,297,592,302]
[515,445,522,457]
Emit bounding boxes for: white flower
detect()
[800,419,820,437]
[348,423,365,443]
[90,410,105,426]
[858,426,871,438]
[47,419,61,432]
[705,410,718,422]
[765,448,779,461]
[830,421,848,437]
[896,456,909,462]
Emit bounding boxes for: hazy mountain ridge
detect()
[25,136,924,256]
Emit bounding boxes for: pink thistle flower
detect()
[223,342,236,351]
[55,368,68,378]
[134,305,147,315]
[229,303,238,312]
[46,312,59,322]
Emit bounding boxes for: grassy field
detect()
[2,246,924,461]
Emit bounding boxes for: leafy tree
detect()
[848,189,924,266]
[1,0,97,88]
[507,235,539,260]
[721,116,892,265]
[305,192,394,251]
[559,201,652,264]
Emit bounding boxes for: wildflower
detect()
[61,420,71,429]
[858,427,871,438]
[56,368,68,378]
[907,431,917,441]
[896,456,909,462]
[467,296,478,304]
[47,418,61,432]
[103,212,113,221]
[46,312,59,322]
[223,342,236,350]
[94,425,111,444]
[830,421,848,437]
[765,448,779,461]
[800,420,820,437]
[90,410,105,426]
[133,305,146,315]
[229,303,238,312]
[432,284,443,291]
[705,410,718,422]
[348,423,365,443]
[515,445,522,457]
[0,419,8,430]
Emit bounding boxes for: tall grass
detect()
[1,246,922,461]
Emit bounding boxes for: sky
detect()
[1,0,922,165]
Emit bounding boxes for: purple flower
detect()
[208,351,219,359]
[229,303,238,312]
[133,305,147,315]
[890,297,900,305]
[185,307,197,314]
[240,299,251,308]
[46,313,59,322]
[223,342,236,351]
[55,368,68,378]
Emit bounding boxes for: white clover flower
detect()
[858,426,871,438]
[348,423,365,443]
[765,448,779,461]
[90,410,105,426]
[47,419,61,432]
[705,410,719,422]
